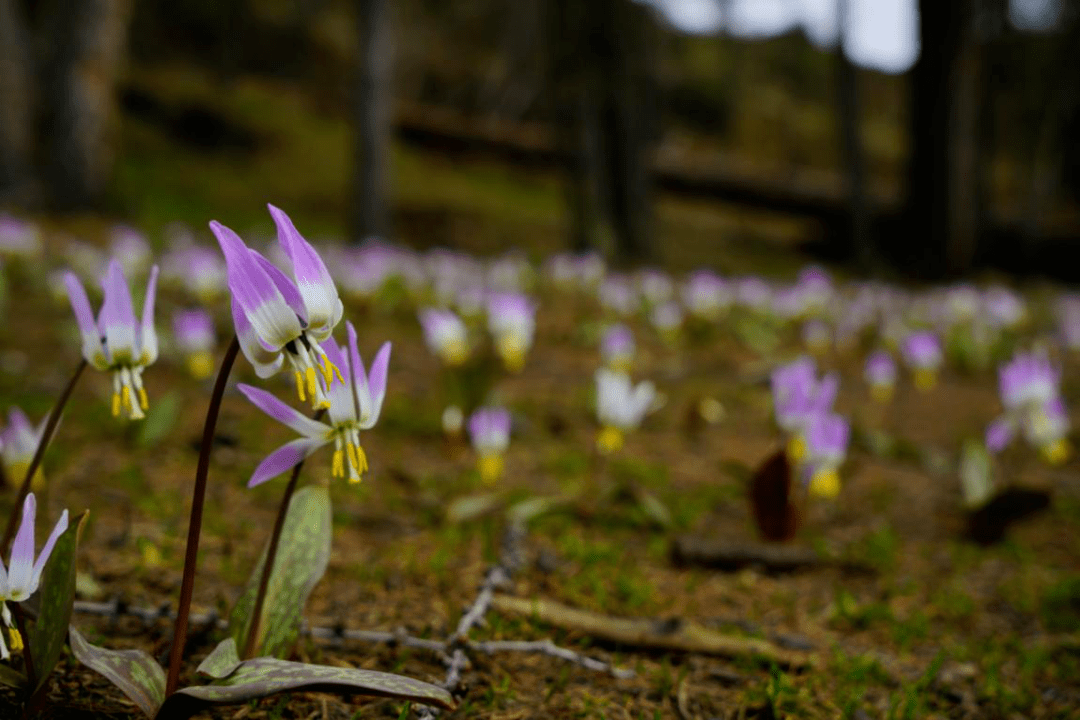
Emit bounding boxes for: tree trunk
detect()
[38,0,132,211]
[0,0,33,201]
[350,0,393,241]
[597,0,654,265]
[904,0,979,278]
[835,0,872,270]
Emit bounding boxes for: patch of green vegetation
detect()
[851,523,900,573]
[1040,573,1080,632]
[830,588,892,631]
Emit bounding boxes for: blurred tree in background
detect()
[1,0,1079,279]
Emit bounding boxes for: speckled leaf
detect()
[29,511,86,691]
[69,625,165,718]
[196,638,242,679]
[155,657,454,718]
[229,486,331,658]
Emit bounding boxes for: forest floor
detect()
[0,254,1079,719]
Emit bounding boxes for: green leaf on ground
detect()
[229,485,332,658]
[69,625,165,718]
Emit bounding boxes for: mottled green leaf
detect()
[69,625,165,718]
[507,495,568,525]
[230,486,331,658]
[196,638,242,679]
[29,511,86,691]
[156,657,454,718]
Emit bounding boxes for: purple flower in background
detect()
[65,259,160,420]
[419,307,469,366]
[638,268,674,307]
[109,225,152,278]
[239,322,390,486]
[986,352,1070,464]
[467,407,511,484]
[864,349,897,402]
[901,330,942,391]
[600,323,635,372]
[802,412,850,499]
[649,300,683,343]
[172,309,216,380]
[0,408,45,491]
[681,269,732,322]
[736,277,772,313]
[487,292,536,372]
[0,215,41,260]
[771,356,838,436]
[210,205,344,409]
[0,493,68,659]
[599,275,637,317]
[162,242,227,302]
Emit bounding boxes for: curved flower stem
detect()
[241,407,325,660]
[166,336,240,696]
[0,359,87,554]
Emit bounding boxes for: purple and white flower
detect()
[801,412,850,498]
[600,323,635,372]
[864,349,897,402]
[487,292,536,372]
[239,322,390,486]
[901,330,943,391]
[172,309,216,380]
[0,408,45,491]
[467,407,511,484]
[65,259,160,420]
[0,493,68,659]
[419,307,469,366]
[985,351,1070,464]
[210,205,344,409]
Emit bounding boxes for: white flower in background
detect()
[595,368,656,454]
[419,307,469,366]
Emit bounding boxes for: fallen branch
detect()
[491,594,816,669]
[670,536,874,574]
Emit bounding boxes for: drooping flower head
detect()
[864,349,897,403]
[649,300,683,345]
[467,407,511,484]
[901,330,943,391]
[595,368,656,454]
[210,204,344,409]
[172,309,216,380]
[65,259,159,420]
[0,408,45,492]
[239,322,390,486]
[0,493,68,659]
[771,356,838,439]
[419,307,470,367]
[486,292,536,372]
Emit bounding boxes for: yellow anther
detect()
[305,367,318,398]
[121,386,132,413]
[871,384,895,403]
[786,435,808,463]
[597,426,624,455]
[346,443,359,474]
[809,469,841,499]
[187,352,214,380]
[331,449,344,477]
[1042,438,1071,466]
[322,357,344,386]
[8,628,22,653]
[444,339,468,367]
[914,368,937,392]
[294,370,306,402]
[478,454,504,484]
[138,387,149,411]
[111,393,121,417]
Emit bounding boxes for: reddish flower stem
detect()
[166,335,239,696]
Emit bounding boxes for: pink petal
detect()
[237,383,329,438]
[248,438,323,487]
